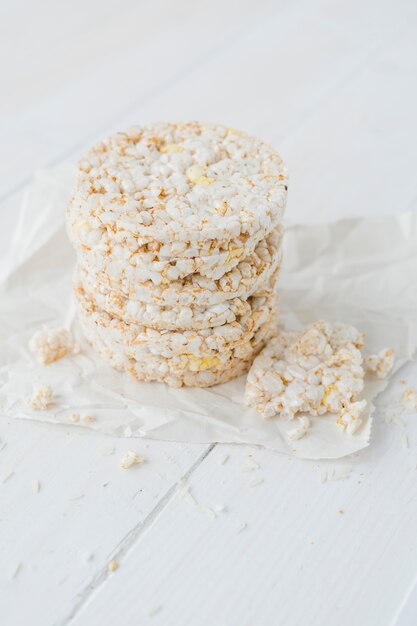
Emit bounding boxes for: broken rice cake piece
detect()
[28,385,54,410]
[365,347,395,379]
[29,327,74,364]
[245,320,366,435]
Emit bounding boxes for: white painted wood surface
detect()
[1,1,417,624]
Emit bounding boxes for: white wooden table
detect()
[1,1,417,624]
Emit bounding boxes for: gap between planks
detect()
[60,443,216,626]
[388,565,417,626]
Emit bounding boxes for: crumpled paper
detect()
[0,164,416,459]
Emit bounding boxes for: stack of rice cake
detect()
[66,122,287,387]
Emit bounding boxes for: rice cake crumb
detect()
[249,477,264,487]
[287,416,310,441]
[120,451,144,469]
[235,521,248,534]
[337,400,367,435]
[28,385,54,410]
[365,347,395,379]
[29,327,73,364]
[402,389,417,411]
[108,559,118,572]
[320,466,352,483]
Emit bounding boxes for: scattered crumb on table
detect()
[320,466,352,483]
[249,477,264,488]
[28,385,54,410]
[403,389,417,411]
[212,503,227,513]
[108,559,118,572]
[120,451,144,469]
[235,521,247,534]
[29,327,74,364]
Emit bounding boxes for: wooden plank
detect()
[1,0,417,624]
[66,365,417,626]
[1,0,136,116]
[281,18,417,222]
[0,417,208,624]
[1,3,280,622]
[112,0,417,223]
[3,0,412,235]
[128,0,407,136]
[0,0,273,197]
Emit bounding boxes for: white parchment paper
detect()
[0,164,416,459]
